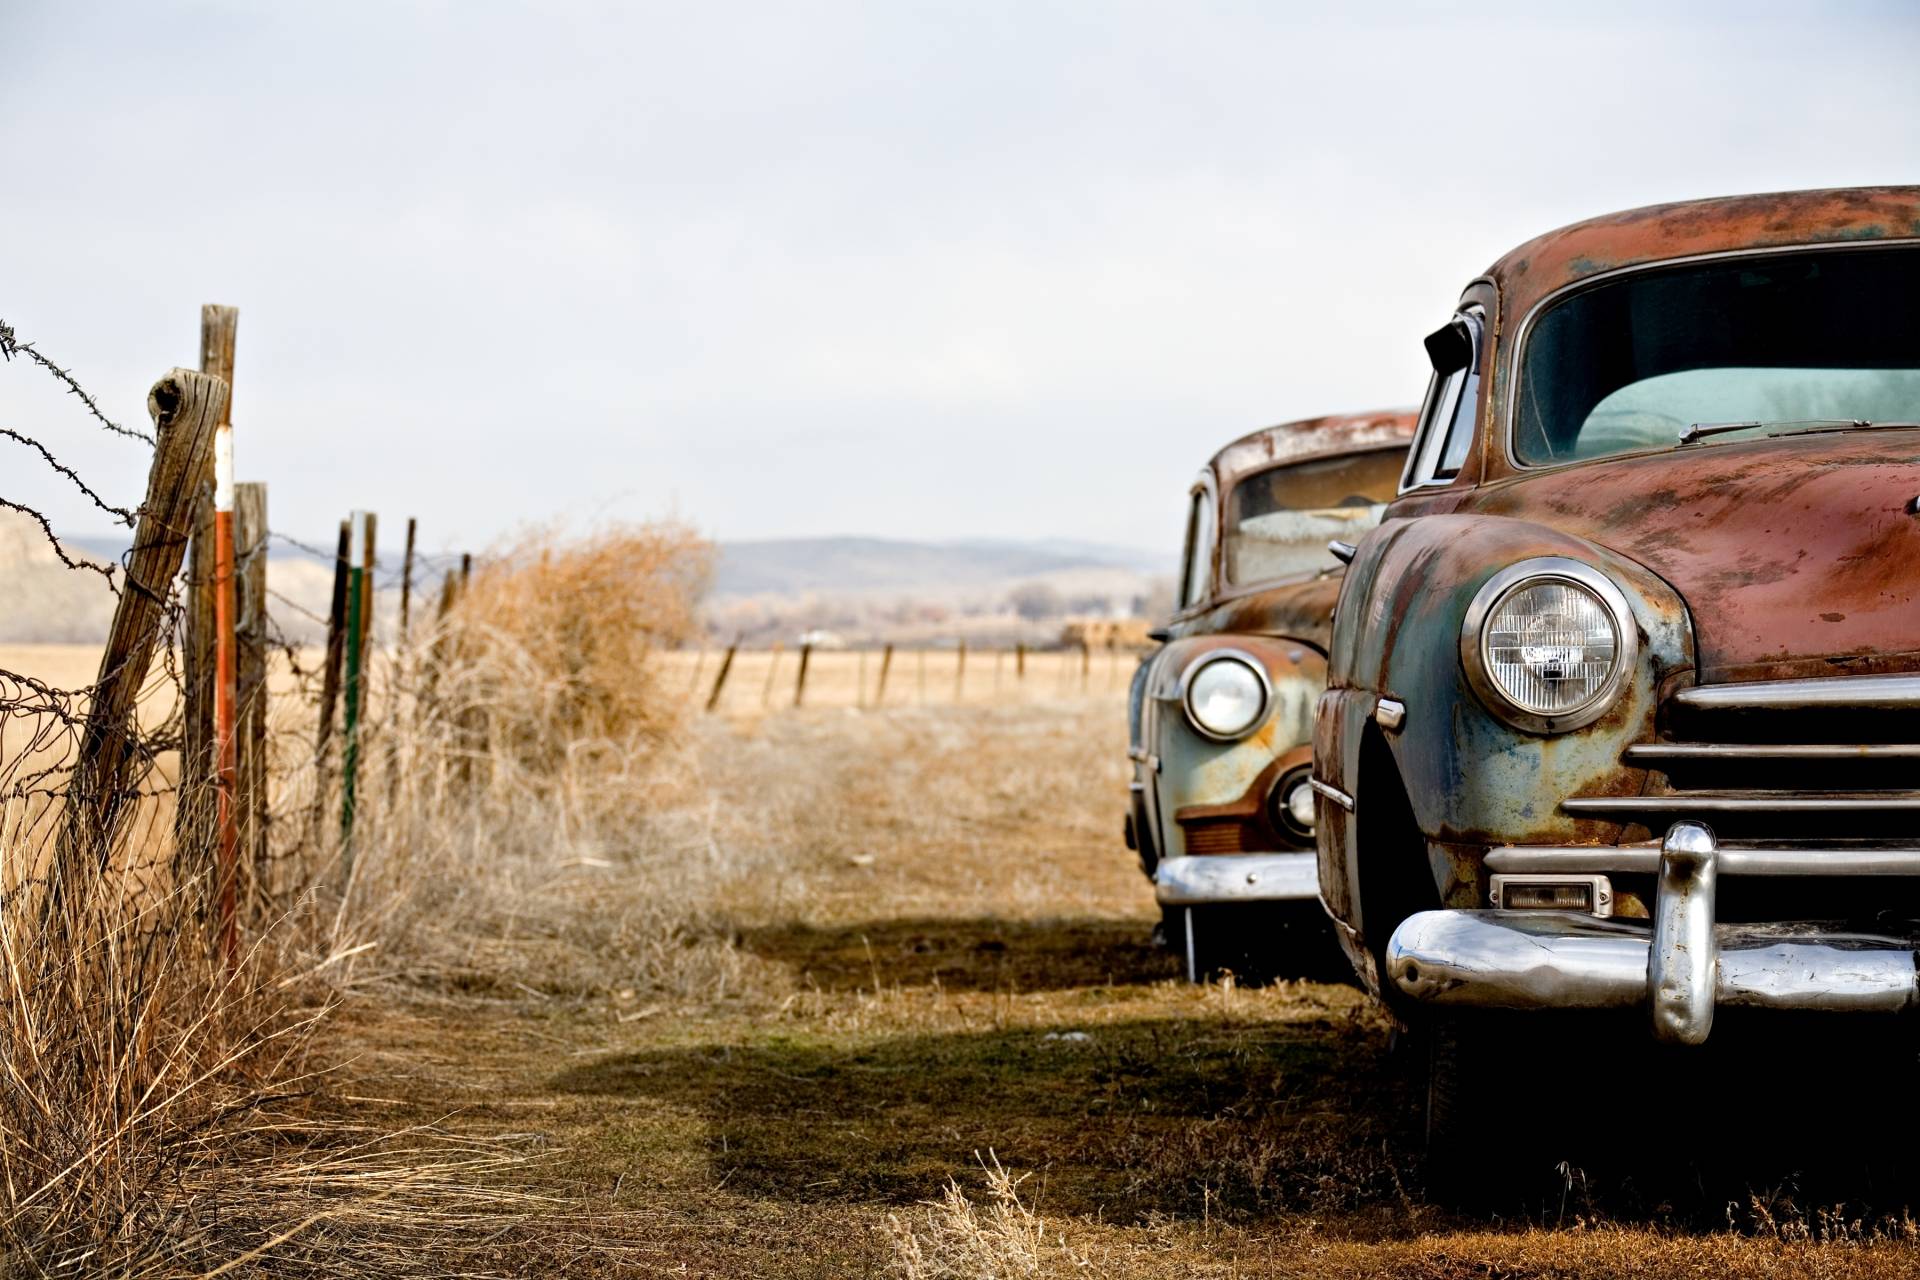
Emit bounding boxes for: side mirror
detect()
[1328,539,1357,565]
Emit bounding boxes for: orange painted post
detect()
[211,424,239,971]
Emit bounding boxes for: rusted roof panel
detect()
[1487,186,1920,320]
[1209,409,1416,490]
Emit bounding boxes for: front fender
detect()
[1144,634,1325,860]
[1329,513,1694,851]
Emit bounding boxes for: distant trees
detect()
[1007,583,1062,622]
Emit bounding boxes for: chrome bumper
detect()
[1386,822,1920,1044]
[1154,852,1318,906]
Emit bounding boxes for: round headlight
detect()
[1461,558,1637,733]
[1181,653,1270,741]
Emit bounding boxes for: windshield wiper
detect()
[1679,418,1869,444]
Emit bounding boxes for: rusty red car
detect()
[1313,187,1920,1150]
[1125,410,1414,980]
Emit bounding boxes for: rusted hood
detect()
[1474,430,1920,680]
[1188,573,1344,652]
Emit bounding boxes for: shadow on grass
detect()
[552,1005,1406,1222]
[557,1002,1920,1235]
[738,916,1180,993]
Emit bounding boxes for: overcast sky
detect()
[4,0,1917,561]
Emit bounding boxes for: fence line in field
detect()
[1,308,481,971]
[689,640,1142,713]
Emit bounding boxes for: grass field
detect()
[8,642,1920,1275]
[306,694,1920,1277]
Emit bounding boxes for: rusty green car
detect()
[1126,410,1414,980]
[1315,186,1920,1153]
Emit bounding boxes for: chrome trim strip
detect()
[1373,698,1406,731]
[1153,853,1320,906]
[1649,822,1716,1045]
[1673,674,1920,712]
[1488,844,1920,877]
[1564,794,1920,815]
[1309,777,1354,811]
[1500,238,1920,475]
[1627,742,1920,761]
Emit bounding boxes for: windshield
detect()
[1223,448,1403,586]
[1514,247,1920,464]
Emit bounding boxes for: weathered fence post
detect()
[1016,642,1026,680]
[178,306,237,876]
[235,483,268,909]
[954,639,966,703]
[793,642,812,708]
[50,370,227,928]
[398,516,417,643]
[875,643,894,707]
[705,640,738,712]
[1081,640,1091,692]
[760,641,783,709]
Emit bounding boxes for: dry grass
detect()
[14,515,1920,1276]
[311,688,1920,1279]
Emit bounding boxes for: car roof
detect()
[1208,409,1417,491]
[1484,186,1920,321]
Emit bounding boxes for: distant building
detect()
[1058,618,1153,650]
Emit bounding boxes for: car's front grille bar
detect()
[1672,673,1920,712]
[1624,742,1920,763]
[1564,793,1920,817]
[1488,844,1920,877]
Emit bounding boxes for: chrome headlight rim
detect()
[1177,648,1273,742]
[1459,556,1638,735]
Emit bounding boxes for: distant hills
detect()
[712,536,1164,597]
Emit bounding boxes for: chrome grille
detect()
[1563,673,1920,841]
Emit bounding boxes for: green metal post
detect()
[340,512,367,855]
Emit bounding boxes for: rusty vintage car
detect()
[1126,410,1415,980]
[1314,186,1920,1146]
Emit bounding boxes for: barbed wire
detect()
[0,319,155,445]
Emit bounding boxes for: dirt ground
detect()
[273,692,1920,1279]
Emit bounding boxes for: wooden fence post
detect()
[875,643,894,707]
[178,307,237,873]
[705,641,738,712]
[398,516,417,643]
[50,371,227,927]
[793,642,812,708]
[953,639,966,703]
[1016,642,1026,680]
[760,641,783,709]
[1080,640,1091,691]
[234,481,268,914]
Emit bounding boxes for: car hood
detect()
[1473,429,1920,681]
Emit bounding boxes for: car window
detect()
[1515,247,1920,464]
[1178,487,1214,609]
[1223,448,1404,585]
[1400,308,1484,491]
